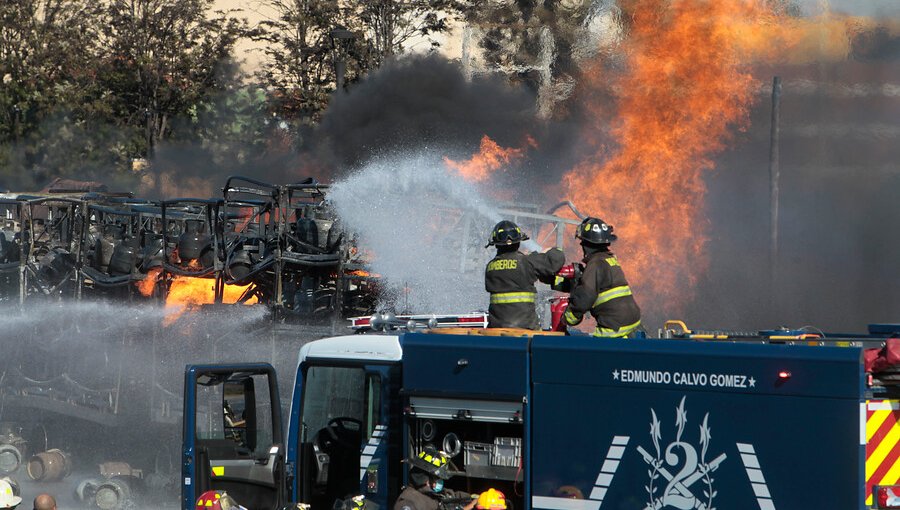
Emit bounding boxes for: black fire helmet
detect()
[486,220,529,248]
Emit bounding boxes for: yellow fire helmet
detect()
[476,488,507,510]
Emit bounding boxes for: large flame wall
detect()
[562,0,872,316]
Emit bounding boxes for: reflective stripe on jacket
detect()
[489,291,537,304]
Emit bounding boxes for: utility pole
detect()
[330,27,356,92]
[768,77,782,297]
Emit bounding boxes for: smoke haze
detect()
[310,54,585,182]
[0,302,325,508]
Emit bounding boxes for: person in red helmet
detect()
[195,490,246,510]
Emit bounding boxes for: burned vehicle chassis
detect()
[0,177,374,320]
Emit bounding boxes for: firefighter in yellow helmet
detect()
[475,489,506,510]
[485,220,565,329]
[394,447,475,510]
[561,218,641,337]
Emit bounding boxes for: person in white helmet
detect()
[0,478,21,509]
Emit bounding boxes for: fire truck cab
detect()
[182,319,900,510]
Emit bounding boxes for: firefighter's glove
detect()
[556,263,582,281]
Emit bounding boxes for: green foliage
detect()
[254,0,470,127]
[0,0,107,187]
[0,0,253,190]
[252,0,350,124]
[97,0,250,156]
[0,0,475,191]
[183,83,275,169]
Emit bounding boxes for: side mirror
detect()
[223,378,257,451]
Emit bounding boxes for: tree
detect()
[252,0,355,126]
[355,0,468,67]
[254,0,470,133]
[464,0,591,118]
[97,0,249,159]
[0,0,107,187]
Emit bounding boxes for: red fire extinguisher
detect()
[549,296,569,332]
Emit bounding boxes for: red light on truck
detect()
[876,485,900,508]
[777,371,791,379]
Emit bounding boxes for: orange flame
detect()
[444,135,537,182]
[345,269,379,278]
[135,269,258,324]
[564,1,867,316]
[136,268,162,297]
[163,277,258,325]
[562,1,786,311]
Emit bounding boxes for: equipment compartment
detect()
[405,406,524,508]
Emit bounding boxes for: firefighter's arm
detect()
[565,264,598,326]
[441,491,476,510]
[529,248,566,285]
[395,497,417,510]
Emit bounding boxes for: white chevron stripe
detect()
[736,443,776,510]
[586,435,630,507]
[359,426,387,480]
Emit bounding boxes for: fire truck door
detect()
[183,364,284,510]
[295,364,388,510]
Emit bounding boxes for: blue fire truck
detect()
[181,316,900,510]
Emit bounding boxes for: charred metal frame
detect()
[0,179,581,322]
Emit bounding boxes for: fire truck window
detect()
[365,374,381,440]
[223,381,248,447]
[197,374,276,458]
[196,383,226,441]
[300,366,365,442]
[251,373,274,456]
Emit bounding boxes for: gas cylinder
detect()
[108,236,140,275]
[178,220,211,264]
[26,449,71,482]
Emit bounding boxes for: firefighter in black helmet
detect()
[562,217,642,337]
[394,447,475,510]
[484,220,565,329]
